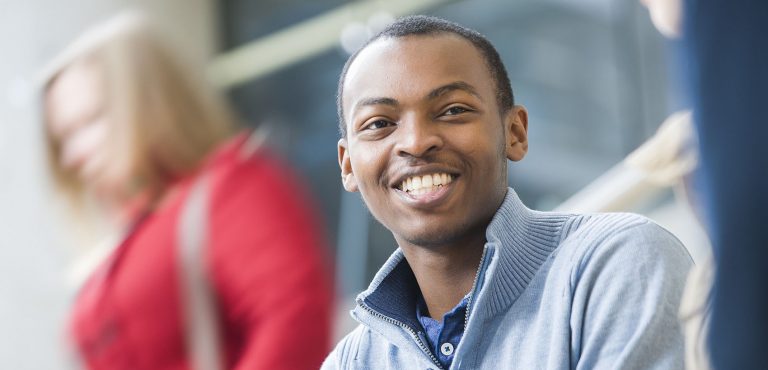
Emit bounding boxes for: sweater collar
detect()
[476,188,570,318]
[356,188,569,330]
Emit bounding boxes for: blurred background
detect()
[0,0,705,367]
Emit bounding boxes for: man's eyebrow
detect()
[352,97,399,115]
[426,81,482,101]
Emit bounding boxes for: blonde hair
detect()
[42,11,236,210]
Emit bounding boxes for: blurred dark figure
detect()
[41,11,333,370]
[682,0,768,368]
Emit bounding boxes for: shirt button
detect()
[440,342,454,356]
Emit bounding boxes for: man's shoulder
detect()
[563,211,652,238]
[561,211,682,249]
[528,212,693,369]
[555,211,692,279]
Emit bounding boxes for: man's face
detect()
[339,34,528,248]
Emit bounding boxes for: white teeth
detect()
[412,176,422,189]
[399,172,454,192]
[432,173,441,186]
[423,175,433,187]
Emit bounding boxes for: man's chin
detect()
[396,225,470,250]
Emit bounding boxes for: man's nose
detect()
[394,114,444,158]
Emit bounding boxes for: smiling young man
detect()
[323,16,692,370]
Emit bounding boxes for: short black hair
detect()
[336,15,514,137]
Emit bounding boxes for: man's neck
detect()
[399,234,486,322]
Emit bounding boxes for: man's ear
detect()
[505,105,529,161]
[338,138,358,192]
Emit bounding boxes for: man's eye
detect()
[365,120,394,130]
[443,106,470,116]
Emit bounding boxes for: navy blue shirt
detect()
[416,294,469,369]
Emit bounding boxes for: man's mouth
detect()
[396,172,455,196]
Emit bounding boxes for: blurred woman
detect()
[42,11,333,370]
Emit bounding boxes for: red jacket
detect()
[70,134,334,369]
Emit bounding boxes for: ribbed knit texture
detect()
[479,195,570,318]
[324,188,693,370]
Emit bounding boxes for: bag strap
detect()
[177,174,223,370]
[176,129,266,369]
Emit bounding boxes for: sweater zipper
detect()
[356,246,488,370]
[464,246,489,329]
[357,299,445,370]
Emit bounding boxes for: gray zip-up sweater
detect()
[323,189,693,370]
